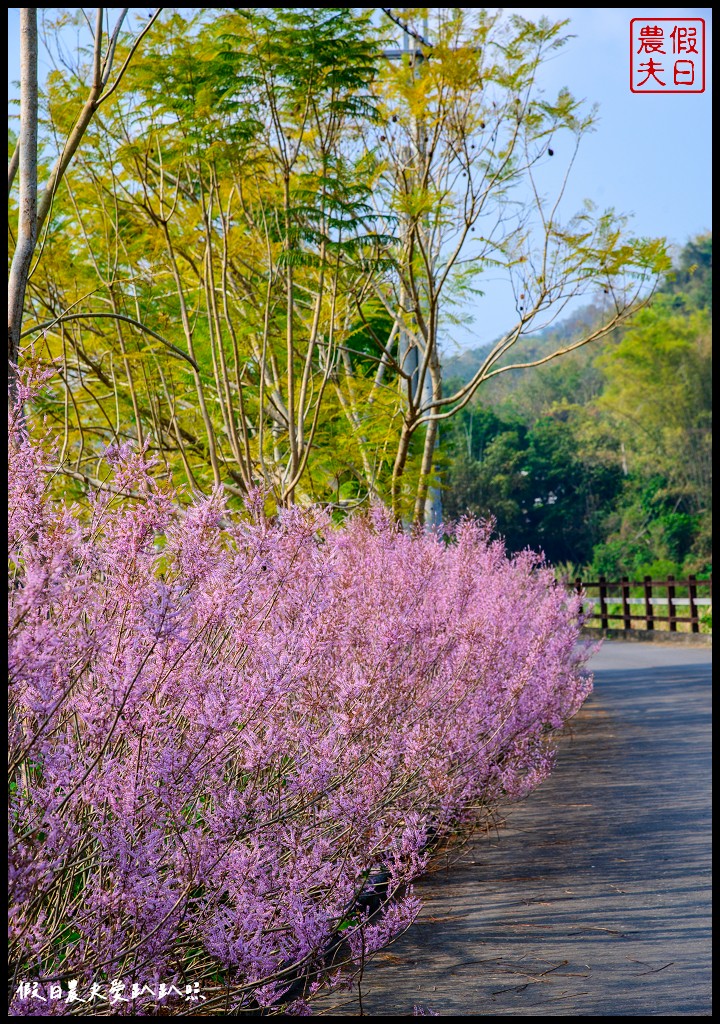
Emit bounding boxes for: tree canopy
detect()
[10,7,670,525]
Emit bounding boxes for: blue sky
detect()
[8,8,712,352]
[467,7,713,350]
[496,8,712,247]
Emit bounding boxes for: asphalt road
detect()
[314,642,712,1017]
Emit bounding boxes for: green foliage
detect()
[345,301,398,377]
[662,232,712,312]
[21,7,400,507]
[443,405,624,566]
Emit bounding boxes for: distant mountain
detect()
[440,341,493,384]
[441,300,609,387]
[440,232,711,389]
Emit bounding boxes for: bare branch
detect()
[35,9,162,237]
[8,8,38,383]
[20,312,200,373]
[8,141,20,195]
[381,9,431,48]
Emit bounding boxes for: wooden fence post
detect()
[667,574,676,632]
[643,575,654,630]
[574,577,584,619]
[621,576,631,630]
[599,575,609,630]
[688,575,699,633]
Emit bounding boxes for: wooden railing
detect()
[569,575,712,633]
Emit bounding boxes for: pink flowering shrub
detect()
[8,387,592,1016]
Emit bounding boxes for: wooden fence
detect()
[569,575,712,633]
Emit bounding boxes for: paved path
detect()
[315,642,712,1016]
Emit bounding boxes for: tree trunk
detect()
[391,421,413,521]
[413,356,443,529]
[8,8,38,398]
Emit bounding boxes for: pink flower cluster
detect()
[8,394,592,1016]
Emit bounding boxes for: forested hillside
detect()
[441,234,712,579]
